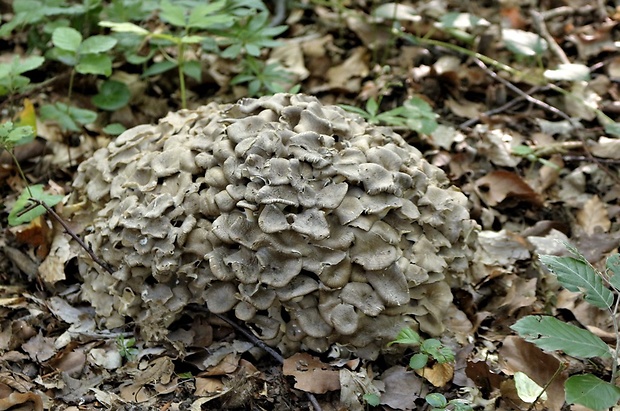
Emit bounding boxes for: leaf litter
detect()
[2,0,620,409]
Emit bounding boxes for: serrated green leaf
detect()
[388,328,421,346]
[540,255,613,310]
[52,27,82,52]
[511,315,610,358]
[159,0,186,27]
[565,374,620,411]
[79,35,117,54]
[76,54,112,76]
[7,125,34,145]
[607,254,620,291]
[8,184,64,226]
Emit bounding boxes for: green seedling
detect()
[425,393,473,411]
[0,56,45,97]
[0,121,63,226]
[116,335,138,361]
[341,96,439,135]
[511,244,620,410]
[231,56,296,96]
[388,327,455,369]
[39,102,97,132]
[47,26,117,98]
[100,0,236,108]
[92,79,131,111]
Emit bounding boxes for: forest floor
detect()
[1,0,620,410]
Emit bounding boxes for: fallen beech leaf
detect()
[22,332,57,362]
[198,352,239,376]
[326,47,369,92]
[415,362,453,387]
[0,392,43,411]
[498,336,566,411]
[194,377,226,396]
[475,170,542,207]
[135,356,174,385]
[379,366,425,410]
[283,352,340,394]
[576,195,610,235]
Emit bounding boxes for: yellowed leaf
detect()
[416,362,453,387]
[577,195,610,235]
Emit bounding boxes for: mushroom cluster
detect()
[73,94,477,358]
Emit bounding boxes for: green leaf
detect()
[511,315,610,359]
[79,35,117,54]
[92,80,130,110]
[388,328,421,346]
[7,125,35,145]
[363,393,381,406]
[426,393,448,408]
[40,103,97,132]
[8,184,64,226]
[102,123,126,135]
[14,56,45,74]
[514,371,547,403]
[159,0,186,27]
[182,60,202,82]
[607,254,620,290]
[366,98,379,117]
[540,255,613,310]
[605,122,620,138]
[99,21,149,36]
[143,60,177,77]
[339,104,371,119]
[409,353,428,369]
[76,54,113,76]
[187,0,230,29]
[565,374,620,411]
[52,27,82,52]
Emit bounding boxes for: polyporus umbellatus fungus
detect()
[73,94,478,359]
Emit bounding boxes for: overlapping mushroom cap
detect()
[73,94,477,358]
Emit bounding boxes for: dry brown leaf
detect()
[198,353,239,377]
[135,356,174,386]
[415,362,453,387]
[475,170,542,207]
[326,47,369,92]
[39,232,74,284]
[498,336,566,411]
[283,352,340,394]
[21,332,57,362]
[379,366,425,410]
[576,195,610,235]
[0,392,43,411]
[194,377,226,396]
[119,382,152,403]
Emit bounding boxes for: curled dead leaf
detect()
[0,392,43,411]
[415,362,454,387]
[283,352,340,394]
[475,170,542,207]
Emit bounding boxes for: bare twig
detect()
[192,306,323,411]
[530,10,570,64]
[28,198,115,275]
[472,58,572,121]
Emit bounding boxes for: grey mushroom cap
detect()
[70,93,478,358]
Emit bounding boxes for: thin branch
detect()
[472,58,572,121]
[29,198,115,275]
[192,307,323,411]
[530,10,570,64]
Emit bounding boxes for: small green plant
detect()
[46,26,118,95]
[39,102,98,132]
[425,393,473,411]
[388,328,455,369]
[0,121,64,226]
[511,244,620,411]
[116,335,138,361]
[341,96,439,135]
[0,56,45,97]
[231,56,296,96]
